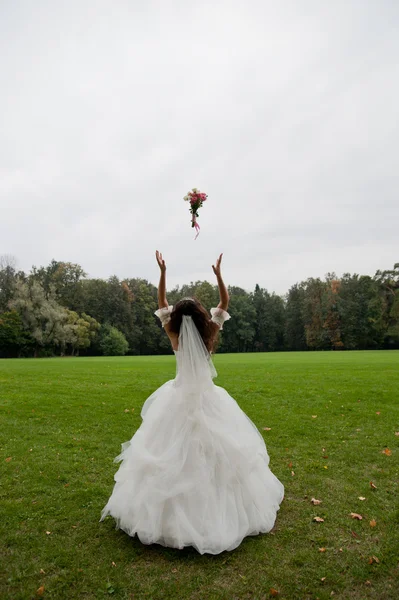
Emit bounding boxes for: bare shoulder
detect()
[164,323,179,351]
[210,321,221,337]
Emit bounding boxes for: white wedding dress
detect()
[100,307,284,555]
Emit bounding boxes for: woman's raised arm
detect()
[212,253,229,311]
[155,250,168,309]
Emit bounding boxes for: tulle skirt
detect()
[100,379,284,555]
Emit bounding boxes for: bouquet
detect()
[183,188,208,239]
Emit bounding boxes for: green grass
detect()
[1,351,398,600]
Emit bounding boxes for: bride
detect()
[100,251,284,555]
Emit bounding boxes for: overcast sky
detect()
[1,0,398,295]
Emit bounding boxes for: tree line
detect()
[0,256,398,357]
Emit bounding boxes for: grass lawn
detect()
[1,351,398,600]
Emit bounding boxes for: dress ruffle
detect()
[100,379,284,555]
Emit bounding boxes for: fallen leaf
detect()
[39,569,46,574]
[376,411,380,415]
[350,513,363,520]
[368,556,380,564]
[365,580,371,585]
[351,530,359,538]
[319,547,326,552]
[369,519,377,527]
[322,455,329,459]
[311,498,322,505]
[171,568,178,573]
[270,589,279,597]
[339,548,343,552]
[323,466,328,469]
[124,409,130,413]
[358,497,366,501]
[312,415,317,419]
[64,483,69,487]
[5,457,12,462]
[263,427,271,431]
[382,448,392,456]
[395,432,399,437]
[313,517,324,522]
[321,577,326,582]
[291,470,295,476]
[111,561,116,567]
[45,531,51,535]
[370,481,377,489]
[288,461,293,468]
[72,525,77,529]
[36,586,45,596]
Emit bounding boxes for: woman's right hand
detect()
[212,253,223,278]
[156,250,166,272]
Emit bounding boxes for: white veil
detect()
[174,315,217,389]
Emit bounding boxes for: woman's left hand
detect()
[156,250,166,272]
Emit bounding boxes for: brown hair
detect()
[169,297,218,353]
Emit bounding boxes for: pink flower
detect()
[183,187,208,239]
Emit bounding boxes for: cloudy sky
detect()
[1,0,398,295]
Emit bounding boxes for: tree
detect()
[81,278,110,323]
[323,276,344,350]
[30,260,87,311]
[302,278,328,350]
[285,284,306,350]
[0,255,22,313]
[386,291,399,346]
[125,278,164,355]
[64,310,101,355]
[374,263,399,348]
[9,279,69,356]
[219,293,256,353]
[0,310,33,357]
[252,285,285,351]
[339,274,384,349]
[191,281,219,309]
[3,253,399,356]
[100,324,129,356]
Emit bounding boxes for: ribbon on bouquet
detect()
[192,215,200,240]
